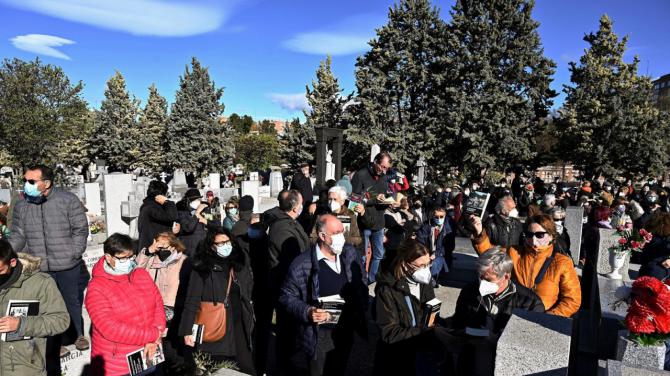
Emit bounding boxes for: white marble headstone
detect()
[241,180,260,213]
[84,183,102,216]
[270,171,284,197]
[103,174,133,236]
[370,144,380,162]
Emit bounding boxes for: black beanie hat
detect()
[239,195,254,212]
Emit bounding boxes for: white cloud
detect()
[1,0,233,37]
[269,93,310,112]
[282,32,370,56]
[10,34,75,60]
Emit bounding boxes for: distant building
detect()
[652,74,670,112]
[535,164,580,182]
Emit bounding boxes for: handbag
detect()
[194,269,235,343]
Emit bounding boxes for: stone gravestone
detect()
[209,173,221,189]
[220,188,238,203]
[597,228,631,281]
[416,158,426,186]
[564,206,584,265]
[171,169,188,196]
[270,171,284,197]
[258,185,271,198]
[103,173,133,236]
[84,183,102,216]
[495,309,572,376]
[241,180,260,213]
[249,171,259,181]
[370,144,380,162]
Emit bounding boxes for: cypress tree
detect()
[137,84,168,176]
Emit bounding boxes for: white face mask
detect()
[555,221,564,234]
[329,233,346,255]
[411,266,432,285]
[508,208,519,218]
[190,200,200,210]
[329,201,342,213]
[479,279,499,296]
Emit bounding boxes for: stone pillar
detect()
[564,206,584,265]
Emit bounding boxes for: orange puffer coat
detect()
[473,232,581,317]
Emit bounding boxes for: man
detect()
[482,195,523,249]
[450,248,544,375]
[280,214,367,375]
[310,185,366,248]
[352,152,392,283]
[137,180,178,251]
[635,191,661,230]
[416,207,456,286]
[268,189,311,374]
[291,163,317,232]
[0,240,70,376]
[9,165,89,367]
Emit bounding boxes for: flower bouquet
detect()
[89,220,105,235]
[610,225,653,257]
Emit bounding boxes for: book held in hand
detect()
[422,298,441,328]
[317,294,346,326]
[2,300,39,342]
[126,343,165,376]
[191,324,204,345]
[464,191,491,220]
[347,194,362,211]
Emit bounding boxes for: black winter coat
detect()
[352,163,389,231]
[451,281,544,340]
[178,248,255,373]
[290,173,314,204]
[137,197,178,251]
[267,211,310,276]
[639,236,670,281]
[483,214,523,249]
[373,266,439,376]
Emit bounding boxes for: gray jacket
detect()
[9,189,88,272]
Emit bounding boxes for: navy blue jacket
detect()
[279,244,368,359]
[415,220,455,258]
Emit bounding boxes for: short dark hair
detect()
[374,152,392,165]
[392,239,429,280]
[26,165,54,183]
[103,233,136,256]
[147,180,168,199]
[279,189,302,212]
[0,239,18,264]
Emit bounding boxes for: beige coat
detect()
[136,252,187,307]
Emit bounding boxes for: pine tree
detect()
[165,58,231,174]
[354,0,447,174]
[136,84,168,176]
[90,71,140,172]
[438,0,557,177]
[558,15,670,178]
[280,118,315,169]
[305,55,351,129]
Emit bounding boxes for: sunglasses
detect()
[524,231,548,239]
[23,179,44,185]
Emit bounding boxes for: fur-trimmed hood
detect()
[18,252,42,275]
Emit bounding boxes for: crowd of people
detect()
[0,160,669,376]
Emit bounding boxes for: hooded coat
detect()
[85,258,166,376]
[0,253,69,376]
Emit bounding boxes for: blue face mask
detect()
[433,217,445,227]
[24,181,42,198]
[105,258,137,275]
[227,208,238,217]
[216,243,233,258]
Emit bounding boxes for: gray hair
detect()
[328,185,347,200]
[476,247,513,279]
[495,195,514,215]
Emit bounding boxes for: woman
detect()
[178,227,256,375]
[86,233,166,376]
[138,180,178,251]
[471,214,581,317]
[176,188,209,256]
[137,232,192,372]
[222,198,239,232]
[373,239,445,376]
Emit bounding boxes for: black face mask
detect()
[157,249,172,262]
[0,269,13,287]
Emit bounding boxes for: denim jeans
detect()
[363,229,385,283]
[48,261,89,337]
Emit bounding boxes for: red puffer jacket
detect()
[85,258,166,376]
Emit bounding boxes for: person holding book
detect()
[0,239,70,376]
[450,248,545,375]
[373,239,447,376]
[415,206,456,287]
[178,226,256,375]
[470,214,581,317]
[310,185,365,248]
[85,233,166,376]
[280,214,368,375]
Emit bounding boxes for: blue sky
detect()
[1,0,669,121]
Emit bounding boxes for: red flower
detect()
[625,276,670,335]
[618,238,627,245]
[630,241,640,249]
[639,229,649,237]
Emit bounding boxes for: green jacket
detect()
[0,253,69,375]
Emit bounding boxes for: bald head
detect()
[316,214,344,248]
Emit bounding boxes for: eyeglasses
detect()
[113,254,136,261]
[524,231,548,239]
[214,241,231,247]
[23,179,44,185]
[412,261,433,269]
